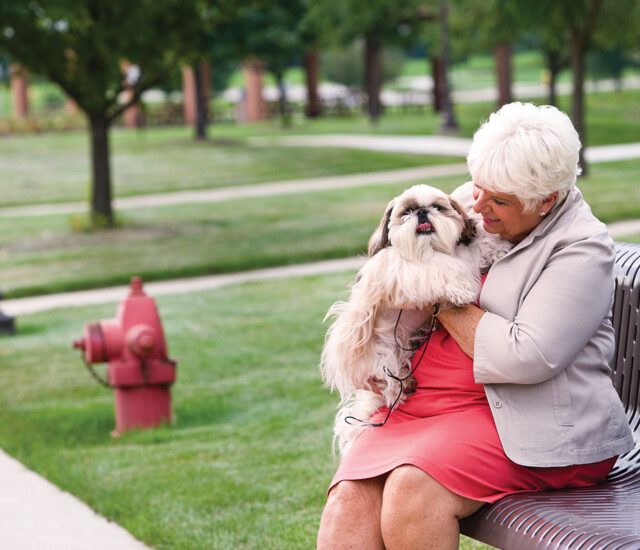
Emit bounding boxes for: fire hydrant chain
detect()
[82,356,113,389]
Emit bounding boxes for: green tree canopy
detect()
[307,0,425,121]
[0,0,203,225]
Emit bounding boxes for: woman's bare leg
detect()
[317,476,386,550]
[381,465,484,550]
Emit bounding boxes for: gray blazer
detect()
[455,182,633,467]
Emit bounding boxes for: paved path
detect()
[0,449,150,550]
[4,213,640,317]
[1,139,639,219]
[251,135,640,164]
[251,134,474,156]
[2,257,366,317]
[449,76,640,104]
[0,163,468,218]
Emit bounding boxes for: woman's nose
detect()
[473,191,487,213]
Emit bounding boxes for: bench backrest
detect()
[610,242,640,471]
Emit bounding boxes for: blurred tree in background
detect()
[230,0,308,127]
[453,0,521,108]
[502,0,639,174]
[0,0,202,226]
[0,0,638,220]
[307,0,426,123]
[320,41,406,95]
[589,0,640,86]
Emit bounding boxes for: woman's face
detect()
[472,182,556,244]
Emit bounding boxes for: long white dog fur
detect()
[320,184,510,456]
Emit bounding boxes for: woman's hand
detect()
[436,304,485,359]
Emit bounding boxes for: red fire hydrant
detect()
[73,276,177,436]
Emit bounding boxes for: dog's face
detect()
[368,185,476,259]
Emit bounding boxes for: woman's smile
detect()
[481,215,500,226]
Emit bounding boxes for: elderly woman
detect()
[317,102,634,549]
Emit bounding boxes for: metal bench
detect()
[460,242,640,550]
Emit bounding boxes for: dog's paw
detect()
[403,376,417,396]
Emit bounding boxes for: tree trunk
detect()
[364,35,383,123]
[544,50,561,106]
[438,0,458,133]
[570,32,587,176]
[193,61,209,140]
[89,115,114,226]
[431,56,445,113]
[10,64,29,118]
[242,59,266,122]
[304,50,321,118]
[182,65,197,125]
[275,71,291,127]
[494,43,513,108]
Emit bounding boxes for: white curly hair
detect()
[466,102,582,214]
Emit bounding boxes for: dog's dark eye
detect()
[431,204,444,211]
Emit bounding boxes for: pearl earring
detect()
[540,211,546,217]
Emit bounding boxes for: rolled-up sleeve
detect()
[473,234,614,385]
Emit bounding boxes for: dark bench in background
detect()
[460,242,640,550]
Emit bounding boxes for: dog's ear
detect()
[367,199,395,257]
[449,198,476,245]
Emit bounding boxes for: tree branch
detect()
[576,0,605,51]
[107,77,162,122]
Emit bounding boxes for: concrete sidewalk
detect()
[2,257,367,317]
[5,212,640,317]
[251,135,640,164]
[0,449,150,550]
[0,163,468,218]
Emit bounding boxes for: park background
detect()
[0,1,639,548]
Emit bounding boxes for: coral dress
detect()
[330,325,616,503]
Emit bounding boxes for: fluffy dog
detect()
[320,184,510,456]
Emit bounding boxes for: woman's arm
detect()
[470,236,614,385]
[436,230,615,386]
[436,304,485,359]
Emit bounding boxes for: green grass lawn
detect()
[0,178,448,298]
[1,87,638,209]
[0,272,492,549]
[401,50,569,91]
[0,129,454,207]
[2,156,639,299]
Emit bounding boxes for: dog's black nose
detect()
[416,208,429,224]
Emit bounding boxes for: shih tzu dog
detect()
[319,184,510,456]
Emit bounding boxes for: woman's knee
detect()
[318,479,385,547]
[380,466,461,548]
[381,465,483,531]
[326,478,384,515]
[382,466,435,518]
